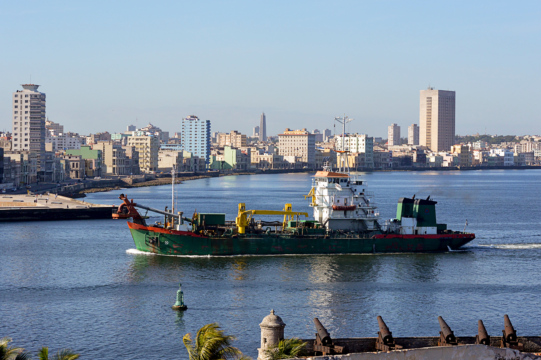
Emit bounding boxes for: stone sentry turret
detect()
[258,310,286,360]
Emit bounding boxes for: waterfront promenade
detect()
[8,165,540,198]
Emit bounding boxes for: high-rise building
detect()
[388,123,400,146]
[408,124,419,145]
[181,115,211,166]
[420,88,456,152]
[12,84,46,156]
[253,126,259,138]
[324,129,332,142]
[259,113,266,142]
[313,129,324,143]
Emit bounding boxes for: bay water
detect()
[1,170,541,359]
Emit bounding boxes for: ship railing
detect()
[363,191,376,198]
[356,197,377,208]
[354,214,380,220]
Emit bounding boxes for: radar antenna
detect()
[334,114,353,173]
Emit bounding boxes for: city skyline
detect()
[1,1,540,137]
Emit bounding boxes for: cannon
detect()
[501,315,523,350]
[437,316,458,346]
[313,318,345,355]
[375,316,402,351]
[475,320,490,346]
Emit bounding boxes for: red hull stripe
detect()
[374,234,475,240]
[127,221,208,238]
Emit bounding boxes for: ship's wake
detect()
[126,249,156,256]
[468,243,541,250]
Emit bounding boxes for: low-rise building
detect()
[66,145,103,178]
[490,149,514,166]
[335,134,374,169]
[472,150,489,166]
[123,145,140,175]
[373,151,392,169]
[426,154,443,167]
[61,154,85,179]
[216,131,247,148]
[4,151,38,185]
[92,141,131,175]
[315,148,336,170]
[89,132,111,145]
[182,151,206,172]
[158,149,183,171]
[451,144,472,167]
[45,132,83,152]
[251,153,286,170]
[223,146,250,170]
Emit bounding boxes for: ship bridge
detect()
[307,170,379,232]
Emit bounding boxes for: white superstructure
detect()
[307,115,380,232]
[308,165,380,231]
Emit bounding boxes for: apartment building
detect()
[408,124,419,145]
[216,130,247,148]
[181,115,211,166]
[278,128,316,168]
[126,135,160,173]
[388,124,400,146]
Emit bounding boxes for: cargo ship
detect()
[117,116,474,255]
[116,165,474,255]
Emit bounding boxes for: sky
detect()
[1,1,540,138]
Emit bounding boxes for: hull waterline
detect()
[128,222,475,256]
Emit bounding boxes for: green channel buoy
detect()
[172,283,188,311]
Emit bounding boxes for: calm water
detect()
[2,170,541,359]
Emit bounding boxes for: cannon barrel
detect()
[314,318,331,346]
[438,316,456,343]
[477,320,490,345]
[377,316,393,345]
[503,315,517,342]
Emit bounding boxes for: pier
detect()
[0,193,114,222]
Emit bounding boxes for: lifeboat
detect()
[332,204,357,211]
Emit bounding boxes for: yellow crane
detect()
[235,203,309,234]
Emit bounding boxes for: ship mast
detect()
[334,115,352,173]
[171,165,175,214]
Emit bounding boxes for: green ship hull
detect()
[128,222,475,256]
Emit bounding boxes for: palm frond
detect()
[183,333,197,360]
[53,349,79,360]
[38,347,49,360]
[265,338,306,360]
[0,337,26,360]
[183,323,248,360]
[14,352,33,360]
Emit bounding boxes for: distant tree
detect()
[183,323,250,360]
[38,347,80,360]
[0,337,31,360]
[264,338,306,360]
[457,134,519,145]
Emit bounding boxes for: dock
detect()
[0,193,114,222]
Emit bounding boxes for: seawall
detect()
[0,194,114,222]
